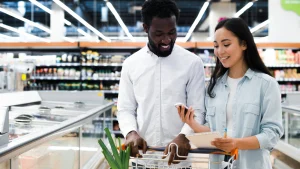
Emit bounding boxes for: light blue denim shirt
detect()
[205,69,283,169]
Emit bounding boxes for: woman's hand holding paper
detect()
[211,137,238,153]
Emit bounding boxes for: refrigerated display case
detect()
[275,92,300,165]
[0,91,114,169]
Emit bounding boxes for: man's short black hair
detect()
[142,0,179,26]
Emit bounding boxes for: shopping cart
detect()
[130,143,238,169]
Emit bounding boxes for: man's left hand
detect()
[163,134,191,165]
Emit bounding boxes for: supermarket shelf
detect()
[281,91,300,94]
[80,41,146,48]
[35,63,123,67]
[1,42,299,49]
[266,64,300,68]
[93,117,118,121]
[83,90,119,94]
[79,41,196,49]
[204,63,216,67]
[36,63,80,67]
[82,63,123,67]
[276,78,300,82]
[204,78,300,82]
[101,90,119,94]
[30,76,120,81]
[31,76,80,80]
[82,77,120,81]
[0,42,79,49]
[203,63,300,68]
[196,42,300,48]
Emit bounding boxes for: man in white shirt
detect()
[117,0,205,165]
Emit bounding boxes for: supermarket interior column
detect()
[51,1,65,41]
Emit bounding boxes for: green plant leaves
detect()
[98,128,131,169]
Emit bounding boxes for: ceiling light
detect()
[0,33,15,40]
[183,1,209,42]
[0,23,50,43]
[77,28,90,37]
[29,0,71,26]
[106,2,135,42]
[0,7,51,34]
[64,20,72,26]
[234,2,253,18]
[250,20,270,33]
[53,0,111,42]
[29,0,52,14]
[63,37,76,43]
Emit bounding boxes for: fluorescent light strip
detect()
[77,28,90,37]
[106,2,135,42]
[63,37,75,43]
[53,0,111,42]
[234,2,253,18]
[0,7,51,34]
[64,19,72,26]
[29,0,52,14]
[250,19,270,33]
[29,0,71,26]
[0,23,50,43]
[0,33,15,40]
[183,2,209,42]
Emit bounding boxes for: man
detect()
[117,0,205,166]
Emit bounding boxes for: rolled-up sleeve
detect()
[255,79,283,150]
[180,58,206,135]
[117,61,138,137]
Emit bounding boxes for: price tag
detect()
[21,74,27,81]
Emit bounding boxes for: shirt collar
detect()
[221,68,254,84]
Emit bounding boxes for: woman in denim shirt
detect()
[178,18,283,169]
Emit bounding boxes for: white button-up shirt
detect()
[117,44,206,147]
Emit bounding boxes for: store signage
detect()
[281,0,300,16]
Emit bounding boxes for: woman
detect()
[178,18,283,169]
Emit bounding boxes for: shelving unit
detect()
[1,42,300,137]
[1,42,300,96]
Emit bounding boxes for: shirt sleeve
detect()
[180,57,206,135]
[255,79,284,150]
[117,60,138,138]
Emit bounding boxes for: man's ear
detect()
[143,24,149,33]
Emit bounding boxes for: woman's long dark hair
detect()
[207,18,271,98]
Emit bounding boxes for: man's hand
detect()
[163,134,191,165]
[125,131,147,157]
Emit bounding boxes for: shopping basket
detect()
[130,143,238,169]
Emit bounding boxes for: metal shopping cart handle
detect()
[148,143,238,160]
[148,146,225,154]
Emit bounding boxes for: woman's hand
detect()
[177,105,196,126]
[211,138,238,152]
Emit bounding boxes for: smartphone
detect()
[174,103,189,115]
[174,103,196,117]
